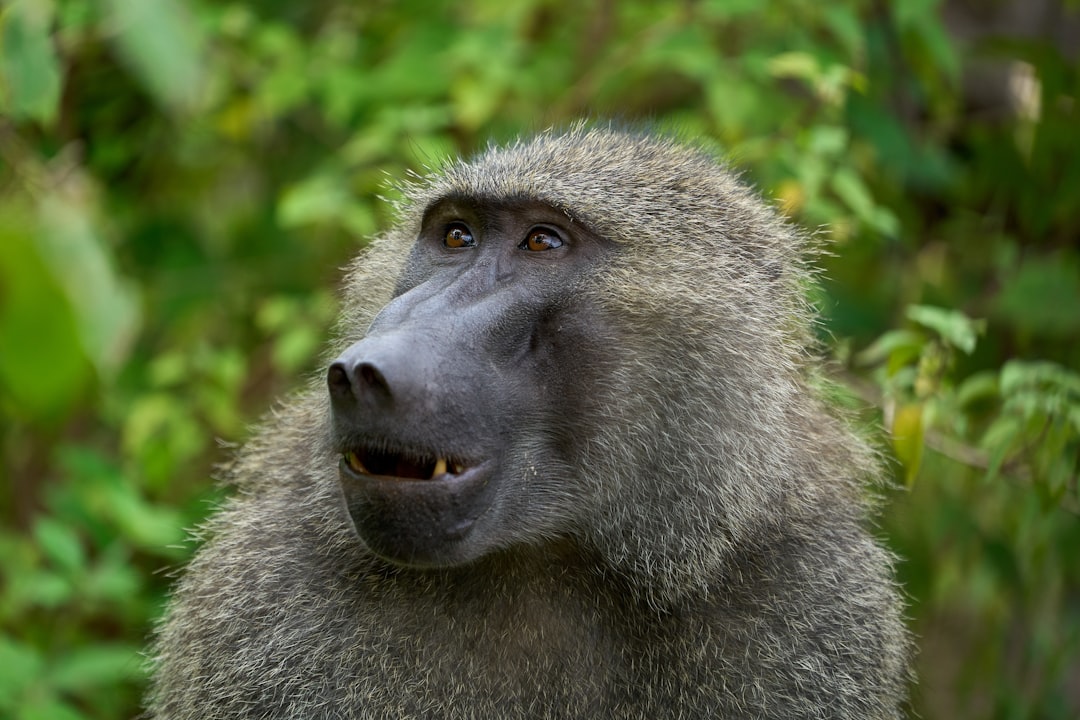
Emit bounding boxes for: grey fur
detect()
[147,127,910,719]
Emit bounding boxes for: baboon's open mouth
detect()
[343,447,468,481]
[337,444,496,565]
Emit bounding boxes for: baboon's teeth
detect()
[344,449,465,480]
[345,451,367,474]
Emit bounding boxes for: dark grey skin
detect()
[329,200,613,569]
[148,128,910,719]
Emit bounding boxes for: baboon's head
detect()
[328,127,856,599]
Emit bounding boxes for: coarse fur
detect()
[147,126,910,718]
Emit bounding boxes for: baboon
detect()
[148,127,910,719]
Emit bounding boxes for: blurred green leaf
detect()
[702,0,760,19]
[10,568,73,609]
[808,125,849,157]
[103,0,204,111]
[32,517,85,577]
[955,371,999,408]
[995,255,1080,339]
[48,645,144,692]
[822,5,863,57]
[896,2,961,84]
[0,636,43,704]
[123,392,204,485]
[1001,361,1080,398]
[906,305,984,354]
[0,215,91,421]
[278,174,347,227]
[83,548,143,603]
[768,51,820,82]
[36,191,141,380]
[20,697,86,720]
[892,402,925,487]
[0,0,62,123]
[831,167,899,237]
[105,478,188,550]
[148,352,188,388]
[257,294,337,373]
[981,414,1024,479]
[855,328,924,369]
[278,173,376,237]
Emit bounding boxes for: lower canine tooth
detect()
[432,457,448,477]
[345,451,366,473]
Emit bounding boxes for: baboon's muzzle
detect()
[325,277,527,567]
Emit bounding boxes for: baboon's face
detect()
[328,199,612,568]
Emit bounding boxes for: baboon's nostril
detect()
[327,357,393,404]
[328,362,351,396]
[357,362,387,393]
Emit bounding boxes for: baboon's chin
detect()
[336,455,497,568]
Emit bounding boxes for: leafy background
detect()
[1,0,1078,717]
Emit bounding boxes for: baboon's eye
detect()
[520,228,563,252]
[444,223,475,249]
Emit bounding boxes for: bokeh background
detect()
[1,1,1078,718]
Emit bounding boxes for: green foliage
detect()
[0,0,62,124]
[1,0,1077,717]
